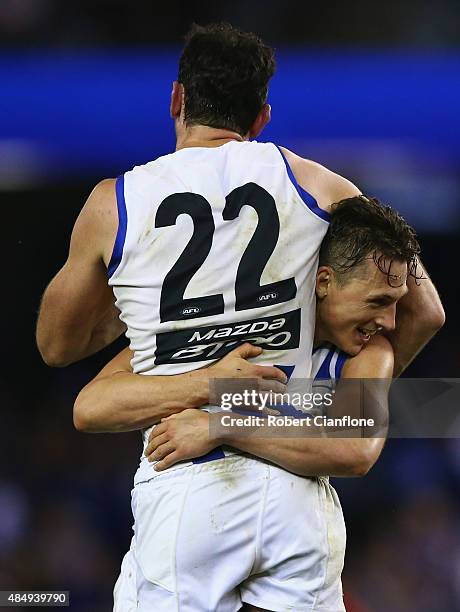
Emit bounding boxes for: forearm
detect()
[223,432,384,477]
[387,261,445,376]
[74,371,209,433]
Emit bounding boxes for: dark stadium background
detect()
[1,1,459,610]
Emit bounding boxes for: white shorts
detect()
[114,455,346,612]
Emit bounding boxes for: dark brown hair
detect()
[319,195,421,286]
[178,22,276,136]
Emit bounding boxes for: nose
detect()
[375,303,396,332]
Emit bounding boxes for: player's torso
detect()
[109,140,330,385]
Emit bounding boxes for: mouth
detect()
[356,327,379,343]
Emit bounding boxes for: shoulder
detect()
[341,335,394,379]
[279,146,361,212]
[70,178,118,264]
[85,178,117,216]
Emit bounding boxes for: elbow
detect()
[36,336,73,368]
[36,323,83,367]
[420,296,446,335]
[73,408,89,433]
[430,303,446,332]
[40,350,72,368]
[341,443,380,477]
[417,305,445,345]
[347,457,373,477]
[73,394,94,432]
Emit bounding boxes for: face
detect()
[315,256,408,356]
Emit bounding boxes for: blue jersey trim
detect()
[274,364,295,381]
[276,146,331,223]
[107,175,127,278]
[193,446,226,464]
[315,349,335,380]
[335,351,348,379]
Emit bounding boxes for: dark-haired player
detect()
[37,23,444,612]
[75,196,441,611]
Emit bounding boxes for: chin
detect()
[331,335,361,357]
[347,343,363,356]
[334,338,364,357]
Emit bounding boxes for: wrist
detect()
[185,370,210,408]
[207,412,226,447]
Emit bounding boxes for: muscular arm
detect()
[73,344,287,433]
[36,179,125,367]
[73,348,208,432]
[148,335,393,477]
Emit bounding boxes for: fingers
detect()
[258,379,287,395]
[148,421,167,442]
[161,414,177,422]
[154,450,182,472]
[145,432,170,457]
[147,441,175,463]
[230,343,263,360]
[255,365,288,383]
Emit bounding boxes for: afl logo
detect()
[182,306,201,316]
[258,292,278,302]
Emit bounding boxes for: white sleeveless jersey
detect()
[107,141,330,482]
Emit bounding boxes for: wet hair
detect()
[319,195,422,286]
[178,22,276,136]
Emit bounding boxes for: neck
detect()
[175,124,246,151]
[313,330,322,349]
[313,311,327,348]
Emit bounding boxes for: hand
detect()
[205,343,288,410]
[145,409,216,471]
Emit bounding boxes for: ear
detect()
[170,81,183,119]
[248,103,271,139]
[316,266,332,299]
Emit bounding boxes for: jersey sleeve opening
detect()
[107,175,128,278]
[275,145,331,223]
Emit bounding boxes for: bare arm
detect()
[385,260,445,376]
[73,343,287,433]
[36,179,125,367]
[148,335,393,477]
[279,147,362,212]
[213,335,392,477]
[209,337,393,476]
[74,347,208,432]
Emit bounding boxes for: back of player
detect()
[108,139,330,473]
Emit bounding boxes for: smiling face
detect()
[315,255,408,355]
